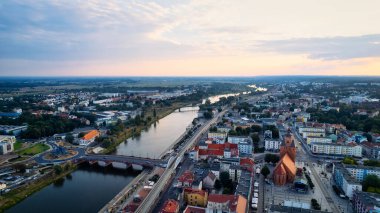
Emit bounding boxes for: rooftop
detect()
[183,205,206,213]
[354,191,380,208]
[82,130,99,140]
[160,199,179,213]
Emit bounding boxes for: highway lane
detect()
[135,109,227,213]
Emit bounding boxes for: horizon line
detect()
[0,74,380,78]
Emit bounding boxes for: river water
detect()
[114,107,198,158]
[7,107,199,213]
[6,166,140,213]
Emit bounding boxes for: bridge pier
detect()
[132,164,143,171]
[98,161,111,167]
[112,162,130,170]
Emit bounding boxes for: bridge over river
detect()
[79,154,168,169]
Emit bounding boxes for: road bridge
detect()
[80,154,167,169]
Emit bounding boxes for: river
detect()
[114,106,198,158]
[7,107,199,213]
[6,166,140,213]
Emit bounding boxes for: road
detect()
[33,142,86,165]
[135,109,227,213]
[291,127,340,213]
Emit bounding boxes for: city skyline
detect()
[1,0,380,76]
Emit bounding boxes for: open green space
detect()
[16,143,49,156]
[13,141,23,151]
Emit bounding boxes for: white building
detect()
[208,132,228,144]
[228,136,253,155]
[0,135,16,155]
[344,164,380,182]
[306,136,332,145]
[264,139,281,151]
[228,136,248,144]
[299,127,325,134]
[238,140,253,155]
[229,165,242,182]
[311,142,362,157]
[302,131,326,139]
[333,164,363,198]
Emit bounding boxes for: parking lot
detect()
[263,163,332,212]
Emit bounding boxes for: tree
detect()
[13,163,26,173]
[65,133,74,144]
[311,199,321,210]
[251,133,260,143]
[78,132,86,138]
[362,174,380,191]
[342,156,357,165]
[219,171,230,186]
[153,108,157,118]
[364,160,380,167]
[53,165,63,175]
[204,111,213,119]
[363,132,373,142]
[251,125,262,133]
[261,165,270,178]
[214,179,222,190]
[265,154,280,164]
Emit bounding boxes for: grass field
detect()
[13,141,23,151]
[17,143,49,156]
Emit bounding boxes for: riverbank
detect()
[0,163,77,212]
[102,101,194,154]
[0,101,194,212]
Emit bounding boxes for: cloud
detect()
[256,34,380,60]
[0,0,192,61]
[1,0,380,75]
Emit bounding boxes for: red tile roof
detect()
[160,199,179,213]
[198,142,239,157]
[82,130,99,140]
[183,188,207,197]
[208,194,235,203]
[207,194,247,212]
[178,170,194,184]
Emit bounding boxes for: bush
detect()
[261,165,270,178]
[264,154,280,164]
[53,165,63,175]
[305,173,314,189]
[311,199,321,210]
[214,179,222,190]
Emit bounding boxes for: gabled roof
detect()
[178,170,194,183]
[280,153,296,176]
[208,194,235,203]
[183,188,207,197]
[160,199,179,213]
[204,172,217,182]
[82,130,99,140]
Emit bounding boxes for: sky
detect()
[0,0,380,76]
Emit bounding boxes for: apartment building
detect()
[333,164,362,198]
[311,142,362,157]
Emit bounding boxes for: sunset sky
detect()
[0,0,379,76]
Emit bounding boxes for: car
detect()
[251,197,258,204]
